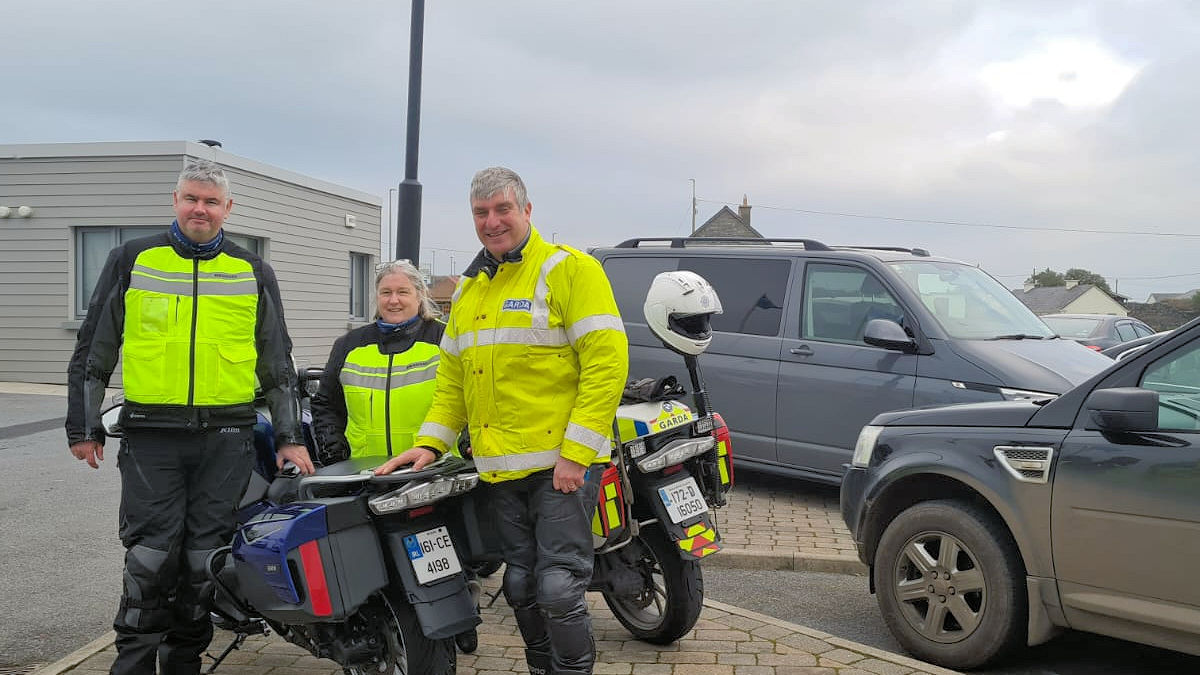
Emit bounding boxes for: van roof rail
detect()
[613,237,832,250]
[833,245,931,257]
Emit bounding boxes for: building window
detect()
[226,232,263,257]
[75,226,161,318]
[350,253,373,320]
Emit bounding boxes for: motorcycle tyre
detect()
[342,590,456,675]
[602,523,703,645]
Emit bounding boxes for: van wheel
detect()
[873,499,1026,670]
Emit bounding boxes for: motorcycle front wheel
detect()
[602,523,703,644]
[342,590,456,675]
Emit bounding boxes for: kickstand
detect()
[204,632,249,673]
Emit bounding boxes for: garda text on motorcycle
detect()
[449,269,735,644]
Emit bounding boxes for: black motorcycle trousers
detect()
[491,467,602,675]
[110,427,254,675]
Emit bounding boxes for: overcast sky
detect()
[3,1,1198,302]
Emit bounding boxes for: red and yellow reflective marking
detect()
[676,521,721,558]
[591,468,625,538]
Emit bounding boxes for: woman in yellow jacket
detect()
[311,259,444,463]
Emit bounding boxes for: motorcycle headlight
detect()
[368,473,479,515]
[635,436,714,473]
[851,425,884,468]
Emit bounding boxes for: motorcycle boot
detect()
[110,544,177,675]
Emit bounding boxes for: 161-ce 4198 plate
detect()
[403,526,462,585]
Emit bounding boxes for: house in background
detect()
[428,274,462,315]
[1012,280,1128,316]
[690,195,763,238]
[0,140,381,385]
[1146,289,1200,304]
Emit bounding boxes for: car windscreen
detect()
[1040,316,1102,338]
[889,261,1055,340]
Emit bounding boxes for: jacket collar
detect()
[463,226,542,279]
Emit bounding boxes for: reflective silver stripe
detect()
[132,265,193,281]
[342,356,440,376]
[461,327,568,353]
[130,273,193,296]
[340,367,438,391]
[441,332,461,357]
[565,422,611,456]
[532,250,569,330]
[474,448,562,473]
[197,280,257,296]
[566,314,625,345]
[418,422,458,446]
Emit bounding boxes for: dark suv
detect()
[840,318,1200,669]
[591,237,1111,484]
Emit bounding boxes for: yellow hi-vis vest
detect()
[414,227,629,483]
[340,341,440,457]
[122,245,259,406]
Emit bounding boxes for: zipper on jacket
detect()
[187,258,199,407]
[384,352,394,456]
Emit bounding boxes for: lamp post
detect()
[395,0,425,265]
[689,178,697,234]
[387,187,397,261]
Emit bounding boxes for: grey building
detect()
[0,141,381,385]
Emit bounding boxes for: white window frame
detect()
[349,252,373,320]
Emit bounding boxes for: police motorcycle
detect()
[449,270,735,644]
[101,373,478,675]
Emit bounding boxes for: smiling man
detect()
[65,159,312,675]
[376,167,628,674]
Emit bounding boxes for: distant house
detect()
[690,195,763,239]
[0,140,382,384]
[1146,289,1200,304]
[1012,281,1128,316]
[428,274,461,315]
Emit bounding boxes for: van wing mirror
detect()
[1084,387,1159,432]
[862,319,917,353]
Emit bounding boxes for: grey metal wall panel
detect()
[0,145,380,386]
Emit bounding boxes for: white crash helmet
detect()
[643,271,723,355]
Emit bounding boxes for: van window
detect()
[679,258,789,336]
[802,264,904,344]
[602,256,679,324]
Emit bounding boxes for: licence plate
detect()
[658,476,709,524]
[403,526,462,585]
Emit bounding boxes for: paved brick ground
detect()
[50,575,955,675]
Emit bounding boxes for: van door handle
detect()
[789,345,813,356]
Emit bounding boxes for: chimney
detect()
[738,194,751,226]
[1065,279,1079,289]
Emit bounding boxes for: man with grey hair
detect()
[66,159,312,675]
[377,167,628,674]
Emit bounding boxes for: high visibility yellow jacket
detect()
[65,229,301,446]
[311,319,445,463]
[415,227,628,483]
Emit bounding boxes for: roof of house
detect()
[1147,289,1200,303]
[691,205,763,238]
[1012,284,1098,314]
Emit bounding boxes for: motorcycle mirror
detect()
[101,405,123,437]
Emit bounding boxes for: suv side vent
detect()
[993,445,1054,484]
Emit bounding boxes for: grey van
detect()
[591,238,1113,484]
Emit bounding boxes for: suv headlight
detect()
[998,387,1056,401]
[851,425,884,468]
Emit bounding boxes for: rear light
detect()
[712,413,733,489]
[1087,345,1102,351]
[297,540,332,617]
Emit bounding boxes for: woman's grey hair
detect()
[470,166,527,210]
[374,259,441,320]
[177,160,230,199]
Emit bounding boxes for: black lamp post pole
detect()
[395,0,425,265]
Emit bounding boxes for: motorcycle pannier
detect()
[592,464,627,548]
[233,496,388,623]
